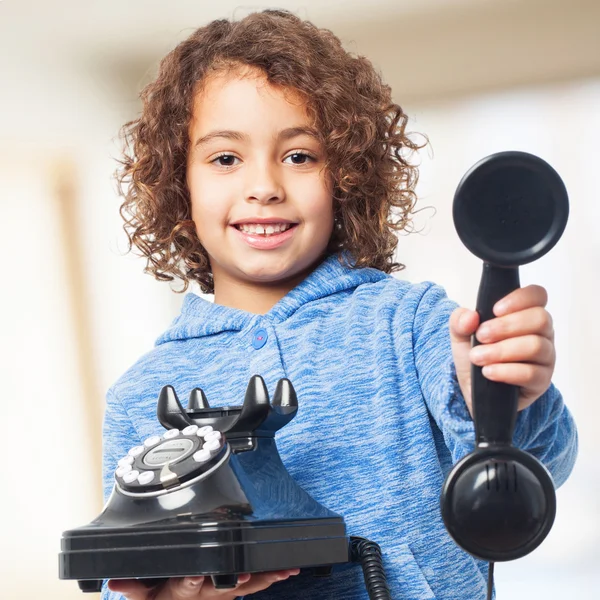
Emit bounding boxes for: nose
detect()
[244,160,285,204]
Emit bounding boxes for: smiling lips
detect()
[231,221,298,249]
[236,222,294,235]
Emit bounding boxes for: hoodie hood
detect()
[155,253,388,346]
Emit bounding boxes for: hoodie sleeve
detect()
[411,282,578,488]
[102,387,142,503]
[100,387,142,600]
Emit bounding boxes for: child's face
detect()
[186,67,334,296]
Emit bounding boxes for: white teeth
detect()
[237,223,293,235]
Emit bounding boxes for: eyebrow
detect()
[193,126,321,149]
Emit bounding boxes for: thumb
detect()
[449,308,480,412]
[449,307,479,344]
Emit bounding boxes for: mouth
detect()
[230,221,299,250]
[231,222,298,237]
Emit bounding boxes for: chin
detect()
[243,268,295,285]
[238,260,306,285]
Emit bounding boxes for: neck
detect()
[212,268,314,315]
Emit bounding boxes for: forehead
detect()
[189,66,313,130]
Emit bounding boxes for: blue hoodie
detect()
[101,253,578,600]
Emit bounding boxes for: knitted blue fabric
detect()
[101,253,578,600]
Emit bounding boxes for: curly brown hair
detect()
[115,8,427,293]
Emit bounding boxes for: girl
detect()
[104,9,577,600]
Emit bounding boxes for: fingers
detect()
[108,579,155,599]
[480,362,553,410]
[480,362,553,386]
[107,571,300,600]
[470,334,555,368]
[234,570,300,597]
[458,284,555,413]
[109,577,207,600]
[476,306,554,343]
[493,284,548,316]
[164,577,206,599]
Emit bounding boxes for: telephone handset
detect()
[441,150,569,599]
[59,376,392,599]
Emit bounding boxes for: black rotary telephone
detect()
[59,376,392,598]
[59,151,569,599]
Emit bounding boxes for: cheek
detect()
[297,175,334,220]
[192,204,226,244]
[303,191,334,229]
[188,173,230,232]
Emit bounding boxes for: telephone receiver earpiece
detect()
[440,151,569,561]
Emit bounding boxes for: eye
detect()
[211,153,240,168]
[284,152,316,166]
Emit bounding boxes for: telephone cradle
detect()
[59,375,392,599]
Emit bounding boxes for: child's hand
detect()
[108,569,300,600]
[448,285,555,416]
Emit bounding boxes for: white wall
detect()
[0,63,179,599]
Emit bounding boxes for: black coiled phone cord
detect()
[350,536,392,600]
[350,537,495,600]
[487,562,495,600]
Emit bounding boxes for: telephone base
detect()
[60,515,350,582]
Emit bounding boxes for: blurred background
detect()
[1,0,598,598]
